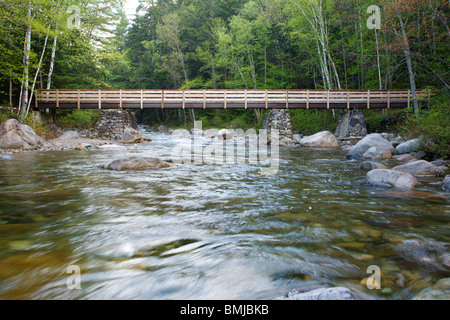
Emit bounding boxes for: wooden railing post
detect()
[119,89,123,109]
[387,90,390,109]
[265,90,268,109]
[408,89,411,108]
[244,89,248,109]
[98,89,101,109]
[77,89,80,109]
[347,90,350,110]
[326,90,330,109]
[161,90,165,109]
[306,90,309,109]
[140,90,144,109]
[224,90,227,109]
[203,90,206,109]
[56,89,59,108]
[367,90,370,109]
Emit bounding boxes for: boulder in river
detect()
[392,160,445,177]
[345,133,394,160]
[442,175,450,192]
[0,119,45,150]
[395,138,420,155]
[393,154,417,162]
[362,146,392,160]
[106,156,171,171]
[217,129,233,140]
[366,169,418,189]
[299,131,339,148]
[276,287,355,300]
[120,127,144,144]
[360,161,388,171]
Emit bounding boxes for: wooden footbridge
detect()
[35,89,430,110]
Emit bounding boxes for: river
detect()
[0,129,449,299]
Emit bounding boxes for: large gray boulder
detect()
[0,119,44,150]
[300,131,339,148]
[120,127,144,143]
[395,138,420,155]
[393,160,445,177]
[366,169,418,189]
[276,287,355,300]
[105,156,171,171]
[346,133,394,160]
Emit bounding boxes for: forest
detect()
[0,0,449,141]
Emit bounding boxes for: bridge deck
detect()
[35,89,430,110]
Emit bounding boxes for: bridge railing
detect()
[35,89,431,109]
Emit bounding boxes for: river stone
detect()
[277,287,355,300]
[393,154,417,162]
[106,156,171,171]
[362,147,392,160]
[299,131,339,148]
[395,138,420,154]
[217,129,233,140]
[413,278,450,300]
[360,161,387,171]
[366,169,418,189]
[57,130,79,140]
[392,160,445,177]
[0,119,42,150]
[442,175,450,192]
[120,127,144,143]
[346,133,394,160]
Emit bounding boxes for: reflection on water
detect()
[0,130,449,299]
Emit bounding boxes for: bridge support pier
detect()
[334,110,368,144]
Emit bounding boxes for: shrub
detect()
[54,109,101,129]
[398,90,450,159]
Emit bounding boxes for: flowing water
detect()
[0,129,449,300]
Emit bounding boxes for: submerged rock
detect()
[360,161,388,171]
[299,131,339,148]
[393,160,445,177]
[276,287,355,300]
[366,169,418,189]
[413,278,450,300]
[105,156,171,171]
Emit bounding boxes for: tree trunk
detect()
[19,4,32,120]
[47,35,58,90]
[398,11,419,119]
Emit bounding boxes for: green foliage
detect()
[291,109,339,135]
[54,110,101,130]
[398,91,450,159]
